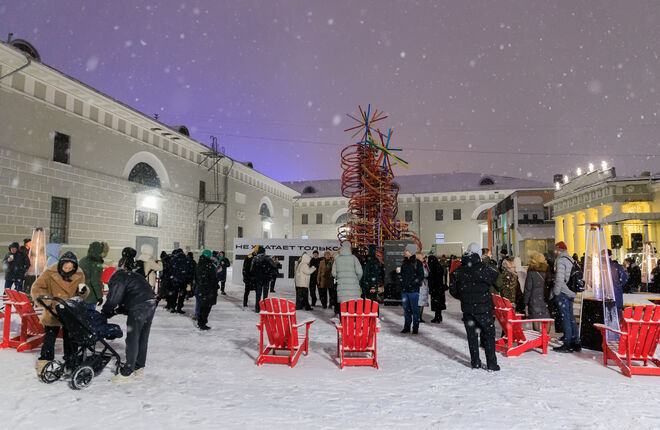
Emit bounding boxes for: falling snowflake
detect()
[400,51,406,58]
[332,114,342,126]
[327,18,334,25]
[85,56,99,72]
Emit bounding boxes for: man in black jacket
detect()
[196,250,218,330]
[2,242,29,291]
[242,246,258,310]
[399,244,424,334]
[250,246,278,313]
[103,268,157,380]
[169,249,191,314]
[308,250,321,307]
[450,242,500,371]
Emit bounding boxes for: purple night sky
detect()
[2,1,659,182]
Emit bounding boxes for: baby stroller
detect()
[36,295,123,389]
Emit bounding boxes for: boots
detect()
[36,360,49,378]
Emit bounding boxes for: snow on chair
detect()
[256,298,314,368]
[492,294,553,357]
[594,305,660,377]
[332,299,380,369]
[0,289,46,352]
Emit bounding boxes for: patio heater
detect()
[27,227,48,277]
[582,224,619,341]
[640,241,657,291]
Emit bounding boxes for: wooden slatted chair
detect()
[492,294,553,357]
[595,305,660,377]
[256,298,314,368]
[332,299,380,369]
[0,289,46,352]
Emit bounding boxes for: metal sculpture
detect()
[339,105,421,257]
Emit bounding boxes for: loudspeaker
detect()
[611,235,623,249]
[631,233,643,250]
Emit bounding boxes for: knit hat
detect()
[202,249,212,258]
[555,241,568,251]
[404,244,418,255]
[466,242,482,258]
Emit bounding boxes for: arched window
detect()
[335,213,351,224]
[128,162,161,188]
[479,177,494,186]
[259,203,271,218]
[302,186,316,194]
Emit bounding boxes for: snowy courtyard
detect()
[1,279,658,430]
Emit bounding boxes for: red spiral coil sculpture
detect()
[338,105,422,258]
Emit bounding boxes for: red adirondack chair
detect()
[0,290,46,352]
[332,299,380,369]
[256,298,314,368]
[594,305,660,377]
[492,294,553,357]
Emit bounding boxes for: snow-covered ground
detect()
[1,279,659,430]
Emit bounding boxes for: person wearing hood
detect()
[449,243,500,371]
[427,254,447,323]
[294,253,316,311]
[361,244,383,304]
[397,244,424,334]
[46,243,62,267]
[317,251,334,309]
[331,242,363,316]
[135,244,163,289]
[31,251,89,376]
[102,264,157,381]
[118,247,137,271]
[79,241,105,309]
[3,242,30,291]
[250,246,278,312]
[552,241,580,353]
[623,257,641,293]
[524,252,551,332]
[195,250,219,330]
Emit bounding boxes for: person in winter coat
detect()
[623,258,641,293]
[317,251,334,309]
[481,248,498,269]
[269,257,280,293]
[157,251,173,307]
[552,241,580,353]
[449,243,500,371]
[361,244,383,304]
[195,250,219,330]
[79,242,105,310]
[3,242,29,291]
[46,243,62,267]
[308,250,321,307]
[242,246,258,310]
[427,254,446,323]
[397,244,424,333]
[102,267,157,380]
[118,247,137,271]
[493,257,523,312]
[135,244,163,290]
[416,253,430,323]
[331,242,363,316]
[608,249,628,317]
[169,249,192,314]
[294,253,316,311]
[523,252,551,331]
[217,251,231,295]
[250,246,278,312]
[31,251,89,376]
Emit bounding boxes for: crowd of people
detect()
[3,236,660,378]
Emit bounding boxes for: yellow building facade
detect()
[548,168,660,261]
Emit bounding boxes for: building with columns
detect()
[547,167,660,261]
[284,173,550,254]
[0,40,298,261]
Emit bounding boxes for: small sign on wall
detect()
[435,233,445,244]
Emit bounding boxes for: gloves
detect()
[78,284,88,294]
[97,298,103,306]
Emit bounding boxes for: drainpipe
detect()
[0,39,32,81]
[222,158,235,256]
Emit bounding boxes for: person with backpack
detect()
[250,246,277,313]
[552,241,581,353]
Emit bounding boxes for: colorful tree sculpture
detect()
[338,105,422,258]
